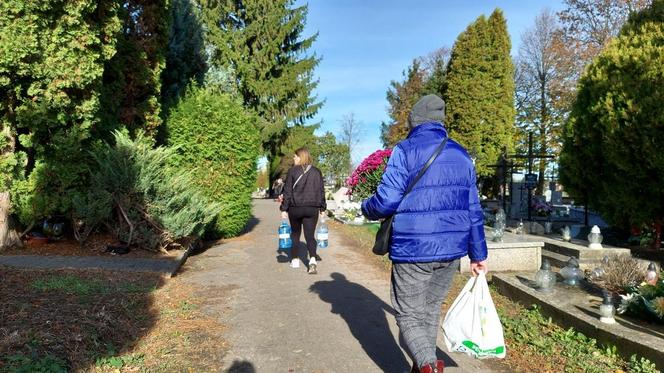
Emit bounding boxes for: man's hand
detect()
[470,260,488,277]
[281,211,288,219]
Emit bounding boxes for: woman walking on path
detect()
[280,147,326,274]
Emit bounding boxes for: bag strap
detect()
[293,165,312,189]
[402,137,449,198]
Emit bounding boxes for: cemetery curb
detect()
[0,251,188,277]
[493,273,664,370]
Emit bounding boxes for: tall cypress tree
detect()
[487,9,516,167]
[200,0,322,182]
[444,10,515,177]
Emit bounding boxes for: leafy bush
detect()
[166,86,260,238]
[80,131,220,249]
[618,272,664,324]
[629,355,660,373]
[3,354,67,373]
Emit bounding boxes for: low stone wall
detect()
[460,229,543,273]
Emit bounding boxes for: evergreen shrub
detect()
[560,1,664,231]
[166,86,260,238]
[81,131,220,249]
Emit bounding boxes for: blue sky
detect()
[298,0,565,164]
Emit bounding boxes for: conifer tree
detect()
[381,49,449,148]
[161,0,208,110]
[100,0,170,138]
[381,60,426,148]
[0,0,121,245]
[560,0,664,247]
[200,0,322,184]
[423,55,447,98]
[444,10,515,177]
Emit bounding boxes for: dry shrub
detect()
[593,255,644,293]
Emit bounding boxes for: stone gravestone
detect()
[550,182,563,205]
[509,182,528,219]
[544,181,563,205]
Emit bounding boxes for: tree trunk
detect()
[0,192,23,249]
[654,220,662,251]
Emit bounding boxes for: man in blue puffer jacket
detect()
[362,94,488,373]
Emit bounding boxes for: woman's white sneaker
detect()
[308,257,317,274]
[290,258,300,268]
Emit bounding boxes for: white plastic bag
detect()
[442,272,506,359]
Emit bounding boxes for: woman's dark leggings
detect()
[288,206,319,260]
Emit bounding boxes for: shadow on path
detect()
[276,241,321,265]
[240,216,261,235]
[226,359,255,373]
[309,272,409,373]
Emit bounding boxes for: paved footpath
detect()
[180,199,498,373]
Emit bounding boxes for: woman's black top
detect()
[279,165,326,212]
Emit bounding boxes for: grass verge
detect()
[0,266,227,372]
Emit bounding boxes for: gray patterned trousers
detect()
[390,259,459,367]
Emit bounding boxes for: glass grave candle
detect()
[535,259,556,293]
[560,257,583,286]
[599,292,616,324]
[587,225,603,249]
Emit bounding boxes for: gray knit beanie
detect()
[408,94,445,129]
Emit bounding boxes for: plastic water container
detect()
[316,219,329,249]
[278,220,292,250]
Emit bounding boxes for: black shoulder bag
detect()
[372,137,449,256]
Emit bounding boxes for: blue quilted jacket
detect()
[361,122,488,263]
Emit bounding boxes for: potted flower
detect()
[531,199,553,218]
[346,149,392,201]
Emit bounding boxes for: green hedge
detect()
[166,86,260,238]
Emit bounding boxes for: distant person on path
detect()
[272,178,284,200]
[280,147,326,274]
[361,94,488,373]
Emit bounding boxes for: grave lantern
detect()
[587,225,603,249]
[535,259,556,293]
[516,219,525,235]
[589,266,605,282]
[492,209,506,242]
[599,292,616,324]
[646,262,659,286]
[491,226,504,242]
[561,226,572,242]
[544,221,553,234]
[560,257,583,286]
